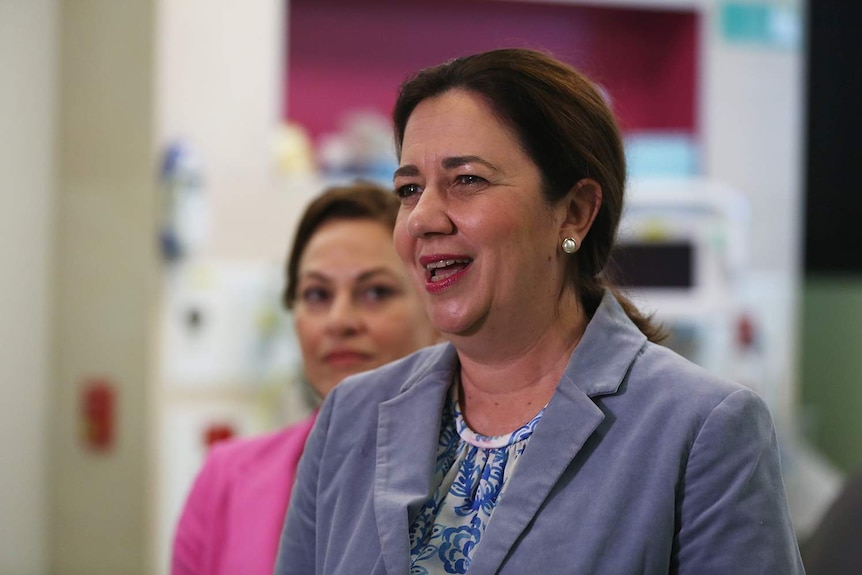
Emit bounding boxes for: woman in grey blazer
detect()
[275,48,804,575]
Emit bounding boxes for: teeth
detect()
[425,258,468,270]
[427,259,455,270]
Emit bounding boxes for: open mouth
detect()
[425,258,472,282]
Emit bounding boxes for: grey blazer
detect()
[274,293,804,574]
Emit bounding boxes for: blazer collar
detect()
[563,289,648,398]
[374,292,647,574]
[374,343,459,575]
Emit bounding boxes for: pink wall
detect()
[286,0,697,143]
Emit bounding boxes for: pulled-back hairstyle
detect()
[283,181,399,309]
[392,47,663,342]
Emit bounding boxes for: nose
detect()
[407,186,454,238]
[324,292,363,336]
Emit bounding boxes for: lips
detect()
[419,254,473,293]
[323,350,372,368]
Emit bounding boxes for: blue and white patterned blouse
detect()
[408,383,546,575]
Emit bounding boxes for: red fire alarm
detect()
[81,378,115,452]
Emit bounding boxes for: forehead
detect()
[401,89,523,160]
[299,219,401,277]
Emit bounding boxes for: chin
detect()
[432,316,480,338]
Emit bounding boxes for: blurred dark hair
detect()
[393,47,664,342]
[283,181,399,309]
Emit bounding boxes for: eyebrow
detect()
[393,155,500,179]
[442,155,499,172]
[393,165,419,179]
[356,268,400,283]
[299,267,400,284]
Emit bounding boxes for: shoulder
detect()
[603,341,774,453]
[173,417,317,574]
[183,416,316,513]
[639,344,782,485]
[587,290,748,405]
[632,341,758,409]
[325,342,455,411]
[204,414,317,477]
[631,342,743,398]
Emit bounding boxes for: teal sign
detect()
[720,2,801,49]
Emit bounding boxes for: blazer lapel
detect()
[466,385,605,574]
[374,345,458,575]
[468,293,648,574]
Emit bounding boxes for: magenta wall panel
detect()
[286,0,698,143]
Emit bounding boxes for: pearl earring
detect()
[561,237,578,254]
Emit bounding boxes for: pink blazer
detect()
[171,413,316,575]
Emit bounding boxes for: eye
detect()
[359,284,399,305]
[454,174,487,187]
[299,286,330,307]
[394,183,422,201]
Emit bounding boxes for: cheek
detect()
[489,209,553,259]
[393,218,413,264]
[294,315,321,360]
[461,206,521,244]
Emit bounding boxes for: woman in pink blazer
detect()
[171,182,438,575]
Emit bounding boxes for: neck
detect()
[454,300,588,436]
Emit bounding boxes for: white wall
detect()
[702,2,805,276]
[52,2,158,574]
[0,1,56,573]
[154,2,288,571]
[701,0,805,430]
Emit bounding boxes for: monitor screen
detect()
[610,241,694,289]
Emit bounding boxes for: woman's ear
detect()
[560,178,602,243]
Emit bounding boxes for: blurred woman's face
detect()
[293,218,437,398]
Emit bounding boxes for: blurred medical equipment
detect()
[616,176,842,539]
[615,177,749,389]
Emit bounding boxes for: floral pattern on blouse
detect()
[409,384,545,575]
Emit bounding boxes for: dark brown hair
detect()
[283,181,400,309]
[393,47,664,342]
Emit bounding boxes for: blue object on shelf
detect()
[158,139,208,265]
